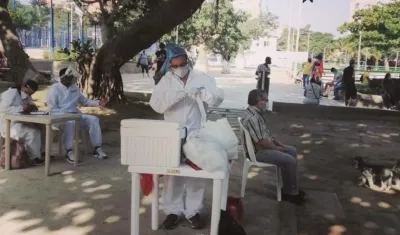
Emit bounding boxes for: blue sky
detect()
[263,0,350,37]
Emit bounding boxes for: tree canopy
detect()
[338,1,400,57]
[277,24,334,57]
[162,1,249,61]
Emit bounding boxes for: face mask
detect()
[21,91,29,99]
[264,102,269,112]
[172,65,189,79]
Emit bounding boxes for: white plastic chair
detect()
[238,117,283,201]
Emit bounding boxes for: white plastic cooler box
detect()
[120,119,182,168]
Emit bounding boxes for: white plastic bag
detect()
[183,131,229,173]
[183,96,238,173]
[201,118,238,160]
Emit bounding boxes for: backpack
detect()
[0,140,30,169]
[218,209,247,235]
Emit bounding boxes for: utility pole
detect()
[357,32,362,70]
[293,0,303,75]
[49,0,54,58]
[67,13,70,49]
[307,31,311,56]
[286,0,293,52]
[70,4,73,45]
[323,45,329,64]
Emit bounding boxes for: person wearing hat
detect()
[0,79,45,166]
[46,67,109,164]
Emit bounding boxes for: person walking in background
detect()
[315,54,325,76]
[137,50,150,77]
[361,66,371,86]
[155,43,167,73]
[302,58,312,89]
[342,59,357,106]
[311,60,322,86]
[153,43,167,85]
[256,56,271,96]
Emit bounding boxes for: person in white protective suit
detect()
[0,79,45,166]
[149,44,224,230]
[46,67,109,164]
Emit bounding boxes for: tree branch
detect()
[96,0,206,67]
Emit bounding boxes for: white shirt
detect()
[150,69,224,134]
[47,82,99,114]
[0,88,34,133]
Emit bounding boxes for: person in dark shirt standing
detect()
[153,43,167,85]
[155,43,167,72]
[342,59,357,106]
[255,56,271,96]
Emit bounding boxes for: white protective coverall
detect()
[46,82,102,150]
[149,69,224,218]
[0,88,42,159]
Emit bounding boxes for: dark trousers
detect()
[257,78,270,96]
[141,65,149,74]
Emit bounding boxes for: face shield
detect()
[60,66,81,85]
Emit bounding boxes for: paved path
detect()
[122,67,344,110]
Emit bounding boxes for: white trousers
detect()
[162,175,205,219]
[9,122,42,160]
[62,114,102,150]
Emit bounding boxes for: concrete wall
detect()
[30,59,142,76]
[272,101,400,122]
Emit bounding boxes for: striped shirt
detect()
[242,106,274,153]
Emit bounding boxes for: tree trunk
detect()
[0,0,39,84]
[100,16,115,43]
[88,0,206,103]
[194,43,209,73]
[235,46,245,69]
[222,59,230,74]
[384,56,389,71]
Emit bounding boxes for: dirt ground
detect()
[263,113,400,235]
[1,92,400,234]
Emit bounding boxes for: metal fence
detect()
[17,26,102,49]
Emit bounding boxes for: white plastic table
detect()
[128,164,229,235]
[3,113,81,176]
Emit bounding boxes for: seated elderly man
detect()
[241,89,305,205]
[47,67,108,163]
[0,79,45,165]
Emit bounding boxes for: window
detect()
[264,41,269,47]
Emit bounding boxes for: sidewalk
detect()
[122,68,344,110]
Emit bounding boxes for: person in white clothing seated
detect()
[303,78,321,105]
[149,44,224,230]
[46,67,108,163]
[0,80,45,166]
